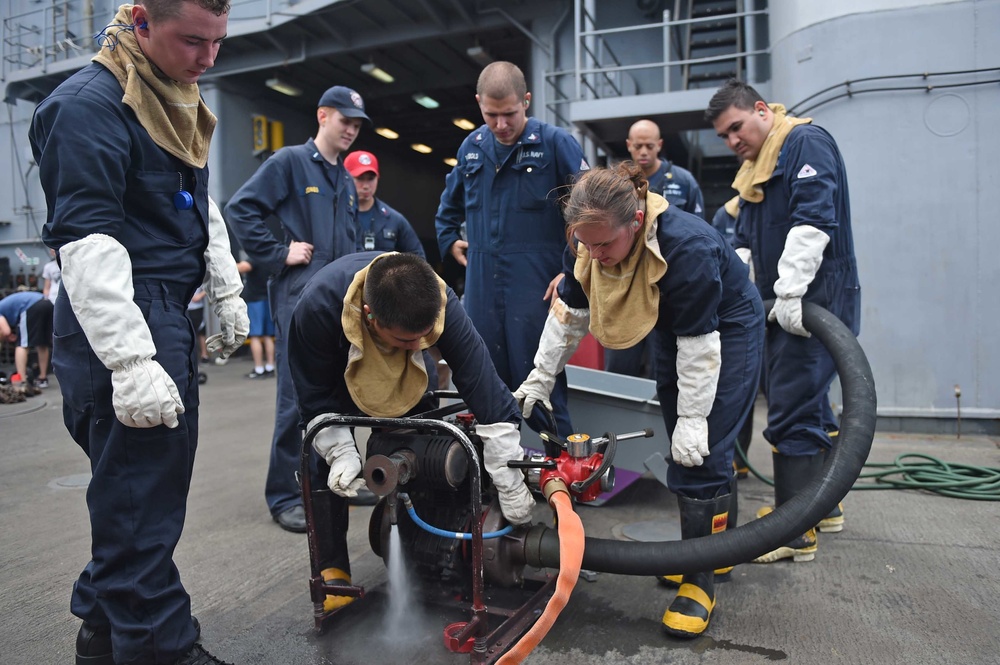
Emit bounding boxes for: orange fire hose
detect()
[497,481,584,664]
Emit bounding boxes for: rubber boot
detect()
[816,434,845,532]
[662,494,730,638]
[756,435,845,533]
[321,567,356,611]
[753,452,823,563]
[659,485,737,587]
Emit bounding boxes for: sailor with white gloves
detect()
[515,163,764,639]
[286,251,535,611]
[708,80,861,565]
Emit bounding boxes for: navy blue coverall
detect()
[735,124,860,456]
[355,197,425,256]
[287,252,520,572]
[31,62,207,663]
[435,118,588,438]
[560,207,764,499]
[605,160,708,377]
[226,139,359,518]
[647,160,706,220]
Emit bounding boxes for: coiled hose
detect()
[523,300,877,576]
[737,446,1000,501]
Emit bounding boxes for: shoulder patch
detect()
[797,164,817,179]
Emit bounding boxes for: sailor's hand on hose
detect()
[769,296,808,337]
[309,417,366,497]
[111,358,184,428]
[512,369,554,420]
[671,416,709,467]
[478,421,536,525]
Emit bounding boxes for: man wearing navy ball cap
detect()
[227,84,370,532]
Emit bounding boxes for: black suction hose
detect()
[524,300,877,575]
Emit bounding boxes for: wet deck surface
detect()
[2,356,999,664]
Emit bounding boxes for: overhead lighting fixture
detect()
[265,77,302,97]
[466,45,494,67]
[452,118,477,131]
[444,157,458,167]
[412,93,439,110]
[361,62,395,84]
[374,127,399,140]
[411,143,433,154]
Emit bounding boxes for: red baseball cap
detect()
[344,150,379,177]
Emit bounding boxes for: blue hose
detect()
[398,493,513,540]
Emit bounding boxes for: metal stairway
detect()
[677,0,744,90]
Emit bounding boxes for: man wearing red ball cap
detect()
[344,150,425,257]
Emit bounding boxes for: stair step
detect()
[690,34,738,48]
[692,3,740,20]
[691,19,739,33]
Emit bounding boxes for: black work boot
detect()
[76,622,113,665]
[661,493,731,638]
[77,617,202,665]
[173,643,235,665]
[753,452,824,563]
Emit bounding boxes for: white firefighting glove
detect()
[203,197,249,359]
[513,298,590,419]
[60,234,184,428]
[477,421,536,525]
[308,415,367,497]
[768,225,830,337]
[672,331,722,467]
[735,247,755,283]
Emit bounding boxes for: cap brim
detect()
[338,108,372,124]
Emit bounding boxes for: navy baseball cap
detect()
[317,86,371,123]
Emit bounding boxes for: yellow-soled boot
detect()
[321,567,356,611]
[752,527,818,563]
[752,451,823,564]
[662,573,716,638]
[659,489,737,587]
[661,494,729,638]
[756,502,844,533]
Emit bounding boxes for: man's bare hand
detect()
[450,240,469,267]
[286,241,314,266]
[544,273,565,302]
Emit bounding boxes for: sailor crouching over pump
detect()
[287,251,535,610]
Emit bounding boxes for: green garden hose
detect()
[736,445,1000,501]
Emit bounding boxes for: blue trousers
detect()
[761,328,839,456]
[654,296,765,500]
[55,282,200,664]
[265,318,305,517]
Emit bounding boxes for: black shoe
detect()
[76,622,113,665]
[246,370,266,379]
[36,378,49,389]
[173,643,234,665]
[77,617,201,665]
[273,505,307,533]
[348,488,378,506]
